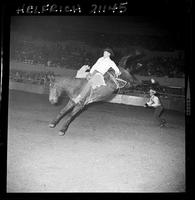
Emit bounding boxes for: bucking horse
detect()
[48,57,141,136]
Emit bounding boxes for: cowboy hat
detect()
[103,48,114,57]
[149,89,157,94]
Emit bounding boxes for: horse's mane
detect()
[53,75,87,99]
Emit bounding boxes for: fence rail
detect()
[119,89,185,99]
[9,80,185,113]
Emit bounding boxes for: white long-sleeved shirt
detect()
[146,95,161,108]
[90,57,121,76]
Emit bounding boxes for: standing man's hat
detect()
[149,89,156,94]
[103,48,114,57]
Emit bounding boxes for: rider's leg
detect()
[72,73,106,104]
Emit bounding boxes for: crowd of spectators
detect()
[10,37,184,78]
[9,69,54,86]
[10,39,99,70]
[125,56,185,78]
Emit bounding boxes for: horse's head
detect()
[49,76,61,105]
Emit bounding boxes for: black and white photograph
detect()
[1,0,192,195]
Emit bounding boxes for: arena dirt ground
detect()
[7,90,185,192]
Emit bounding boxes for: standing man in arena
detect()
[144,89,167,127]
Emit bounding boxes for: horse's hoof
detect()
[49,123,56,128]
[58,130,65,136]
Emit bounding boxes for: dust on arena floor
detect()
[6,90,185,192]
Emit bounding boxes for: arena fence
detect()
[9,80,185,113]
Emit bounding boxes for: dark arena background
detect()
[0,0,192,197]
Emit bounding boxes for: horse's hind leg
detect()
[49,100,75,128]
[58,103,84,136]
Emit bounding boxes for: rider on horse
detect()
[72,48,121,104]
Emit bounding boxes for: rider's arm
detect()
[110,61,121,77]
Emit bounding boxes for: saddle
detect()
[86,71,127,104]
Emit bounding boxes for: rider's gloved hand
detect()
[116,71,121,77]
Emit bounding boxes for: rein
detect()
[106,71,127,90]
[106,71,120,89]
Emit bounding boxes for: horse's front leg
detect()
[58,103,84,136]
[49,100,75,128]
